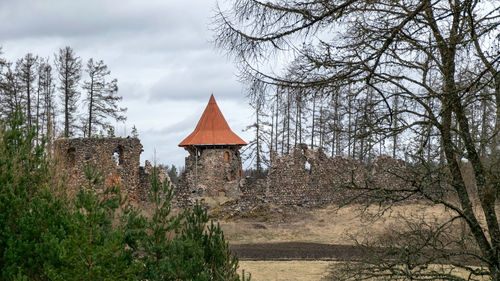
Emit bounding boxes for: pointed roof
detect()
[178,94,247,147]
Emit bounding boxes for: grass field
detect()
[219,202,481,281]
[219,203,454,245]
[238,261,331,281]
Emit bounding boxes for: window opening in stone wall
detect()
[67,147,76,165]
[113,146,124,166]
[239,169,242,178]
[224,151,231,162]
[228,170,236,181]
[305,161,312,174]
[113,152,120,166]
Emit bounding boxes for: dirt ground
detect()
[231,242,364,261]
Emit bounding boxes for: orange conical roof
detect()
[178,95,247,147]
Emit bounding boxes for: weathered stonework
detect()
[53,137,413,211]
[177,146,243,200]
[261,145,368,206]
[227,145,415,211]
[54,137,152,199]
[138,160,171,200]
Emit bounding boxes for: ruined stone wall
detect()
[237,145,413,208]
[54,137,145,198]
[260,146,367,206]
[177,147,242,200]
[138,160,171,201]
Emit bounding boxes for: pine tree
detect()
[0,64,22,119]
[15,53,38,128]
[83,58,126,137]
[55,46,81,138]
[138,166,249,280]
[37,59,56,140]
[166,164,179,184]
[244,93,270,173]
[131,125,139,138]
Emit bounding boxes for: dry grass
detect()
[239,262,489,281]
[238,261,331,281]
[228,202,492,280]
[219,203,454,245]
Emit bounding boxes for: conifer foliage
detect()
[0,111,249,280]
[0,47,133,140]
[137,165,249,281]
[55,47,82,138]
[83,58,126,137]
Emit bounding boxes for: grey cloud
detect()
[119,81,146,101]
[148,54,244,102]
[140,127,195,166]
[0,0,215,43]
[144,113,200,137]
[0,0,251,168]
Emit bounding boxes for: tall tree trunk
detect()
[286,90,290,154]
[311,92,316,149]
[275,89,279,154]
[87,77,94,137]
[392,95,399,158]
[347,94,352,158]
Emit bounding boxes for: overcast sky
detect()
[0,0,253,168]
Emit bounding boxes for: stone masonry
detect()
[177,146,243,200]
[54,137,155,200]
[234,145,415,208]
[54,137,413,209]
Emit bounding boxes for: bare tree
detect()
[16,53,38,128]
[214,0,500,279]
[82,58,126,137]
[55,46,82,138]
[37,59,56,141]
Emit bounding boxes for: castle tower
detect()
[178,94,246,198]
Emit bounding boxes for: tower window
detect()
[67,147,76,165]
[224,151,231,162]
[113,146,124,166]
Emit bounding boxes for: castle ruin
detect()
[177,95,246,199]
[53,137,161,201]
[52,95,414,211]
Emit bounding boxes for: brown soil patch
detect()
[231,242,363,261]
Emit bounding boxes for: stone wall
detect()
[237,145,414,208]
[260,146,367,206]
[177,146,243,202]
[54,137,148,199]
[53,137,413,209]
[138,160,171,201]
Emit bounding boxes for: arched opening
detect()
[305,161,312,175]
[67,147,76,165]
[224,151,231,162]
[113,145,124,166]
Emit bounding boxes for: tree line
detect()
[235,0,499,177]
[244,83,413,172]
[0,46,126,141]
[214,0,499,279]
[243,51,497,174]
